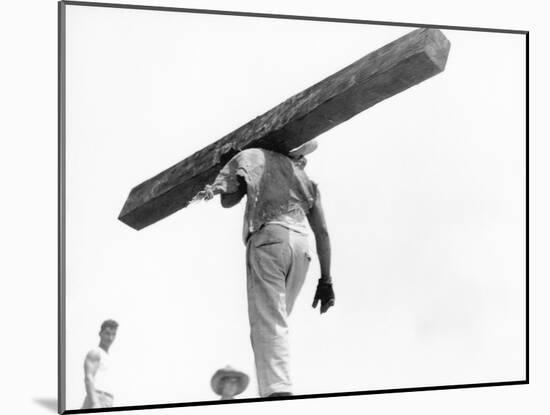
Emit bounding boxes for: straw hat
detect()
[210,365,249,397]
[288,140,318,158]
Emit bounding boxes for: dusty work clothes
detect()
[247,224,311,396]
[212,148,318,243]
[212,148,318,396]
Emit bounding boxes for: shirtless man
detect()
[196,140,334,397]
[82,319,118,409]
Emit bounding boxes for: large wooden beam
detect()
[119,28,450,230]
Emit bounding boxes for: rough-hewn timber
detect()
[119,28,450,230]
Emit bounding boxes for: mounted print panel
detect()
[59,1,527,413]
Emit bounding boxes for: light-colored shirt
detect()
[91,347,114,394]
[212,148,318,243]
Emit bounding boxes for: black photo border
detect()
[58,1,530,413]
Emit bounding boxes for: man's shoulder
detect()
[231,148,297,172]
[85,347,102,361]
[231,148,268,166]
[237,148,266,158]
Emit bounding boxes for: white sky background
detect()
[64,4,526,410]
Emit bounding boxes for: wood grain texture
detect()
[119,28,450,230]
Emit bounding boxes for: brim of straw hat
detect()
[288,140,318,158]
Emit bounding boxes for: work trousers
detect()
[246,224,311,397]
[81,390,114,409]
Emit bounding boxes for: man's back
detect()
[214,148,318,242]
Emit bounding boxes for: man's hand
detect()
[312,278,335,314]
[193,185,216,201]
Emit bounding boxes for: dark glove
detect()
[312,278,335,314]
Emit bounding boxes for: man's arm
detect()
[306,189,335,314]
[83,350,101,408]
[193,153,247,206]
[307,190,331,280]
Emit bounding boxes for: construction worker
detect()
[81,319,118,409]
[196,140,334,397]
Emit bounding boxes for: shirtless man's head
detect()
[99,319,118,352]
